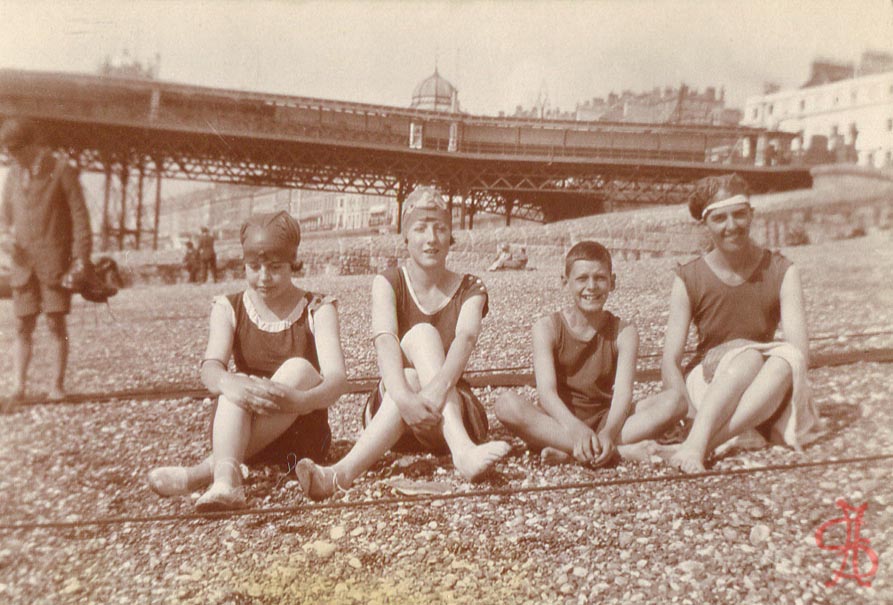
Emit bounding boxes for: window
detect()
[768,104,774,116]
[888,118,892,132]
[799,99,806,112]
[851,89,857,102]
[752,108,758,119]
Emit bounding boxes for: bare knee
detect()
[401,323,443,357]
[762,356,794,389]
[271,357,321,390]
[45,314,68,340]
[495,391,527,427]
[16,315,38,341]
[719,349,764,385]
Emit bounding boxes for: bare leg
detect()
[45,313,68,400]
[670,350,764,473]
[11,315,37,400]
[706,357,793,451]
[150,358,320,497]
[296,366,417,501]
[403,324,508,480]
[495,390,577,453]
[618,389,687,445]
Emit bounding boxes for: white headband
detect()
[702,194,749,218]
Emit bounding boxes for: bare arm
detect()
[371,274,415,404]
[201,299,280,411]
[279,302,349,414]
[779,265,809,365]
[600,320,638,441]
[661,276,693,405]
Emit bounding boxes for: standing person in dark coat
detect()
[198,226,218,283]
[0,118,94,409]
[183,241,200,283]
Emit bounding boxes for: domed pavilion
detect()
[411,68,459,112]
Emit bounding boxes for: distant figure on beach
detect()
[663,173,821,472]
[182,241,200,283]
[0,118,94,410]
[495,241,684,466]
[294,185,510,500]
[488,243,528,271]
[148,211,348,511]
[197,226,218,283]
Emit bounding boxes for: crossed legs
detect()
[670,350,793,473]
[495,388,686,463]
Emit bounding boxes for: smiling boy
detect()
[496,241,684,465]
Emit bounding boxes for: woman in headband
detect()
[148,211,348,510]
[663,173,819,472]
[295,186,510,500]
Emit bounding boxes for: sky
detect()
[1,0,891,199]
[1,0,891,115]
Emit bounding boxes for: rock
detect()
[749,524,770,546]
[722,527,738,542]
[678,560,705,577]
[348,557,362,569]
[572,566,587,578]
[303,540,337,559]
[619,531,634,547]
[330,525,346,541]
[748,507,765,519]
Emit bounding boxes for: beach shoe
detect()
[147,466,191,497]
[195,482,246,512]
[294,459,342,502]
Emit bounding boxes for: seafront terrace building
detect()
[742,54,893,169]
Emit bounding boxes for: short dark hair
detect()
[564,240,612,276]
[688,173,750,220]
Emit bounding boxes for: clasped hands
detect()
[395,381,448,434]
[568,423,615,467]
[220,373,294,415]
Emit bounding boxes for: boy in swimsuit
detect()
[496,241,684,465]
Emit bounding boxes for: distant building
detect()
[514,84,741,126]
[742,52,893,169]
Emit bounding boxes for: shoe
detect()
[148,466,191,497]
[195,482,246,512]
[294,459,340,502]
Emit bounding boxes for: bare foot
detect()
[617,440,680,463]
[294,459,343,501]
[669,448,707,473]
[452,441,511,481]
[540,447,572,465]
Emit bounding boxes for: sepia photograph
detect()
[0,1,891,603]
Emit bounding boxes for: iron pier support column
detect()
[152,157,162,250]
[101,162,112,252]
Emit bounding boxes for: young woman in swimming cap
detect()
[148,211,348,510]
[295,186,510,500]
[662,173,819,472]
